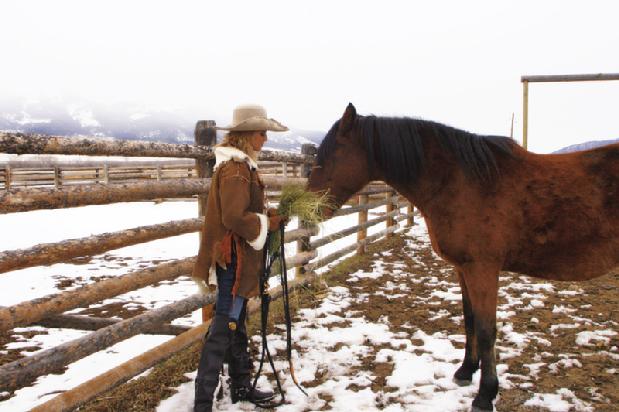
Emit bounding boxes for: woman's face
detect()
[249,130,268,152]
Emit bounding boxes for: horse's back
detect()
[502,143,619,281]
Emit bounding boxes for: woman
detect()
[192,104,288,412]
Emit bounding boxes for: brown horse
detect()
[307,103,619,411]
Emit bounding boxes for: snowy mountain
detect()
[0,100,324,152]
[553,138,619,154]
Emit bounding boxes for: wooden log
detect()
[306,225,398,271]
[286,250,317,268]
[37,314,192,335]
[0,292,215,393]
[299,144,317,178]
[386,190,395,238]
[0,178,210,214]
[0,132,214,159]
[4,165,10,189]
[332,196,397,217]
[0,257,196,333]
[521,73,619,83]
[395,211,416,224]
[30,322,211,412]
[194,120,216,323]
[407,203,414,226]
[283,226,320,244]
[357,194,368,255]
[31,265,325,412]
[310,209,399,249]
[54,166,62,188]
[0,218,202,274]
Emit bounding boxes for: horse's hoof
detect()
[453,377,472,387]
[471,397,494,411]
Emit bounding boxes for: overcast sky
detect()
[1,0,618,153]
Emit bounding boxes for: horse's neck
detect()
[384,139,458,212]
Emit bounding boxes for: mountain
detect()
[0,100,325,152]
[553,138,619,154]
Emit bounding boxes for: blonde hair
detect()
[217,131,258,161]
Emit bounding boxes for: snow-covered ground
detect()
[156,222,616,412]
[0,200,404,411]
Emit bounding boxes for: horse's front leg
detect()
[462,262,500,412]
[453,268,480,385]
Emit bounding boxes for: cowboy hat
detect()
[216,104,288,132]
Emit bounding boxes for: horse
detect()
[307,103,619,411]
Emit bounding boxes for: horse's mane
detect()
[316,115,518,184]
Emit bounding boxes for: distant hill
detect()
[0,100,325,153]
[553,138,619,154]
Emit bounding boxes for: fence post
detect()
[300,144,317,178]
[296,144,317,277]
[407,202,414,227]
[54,166,62,188]
[386,190,395,237]
[5,165,11,190]
[103,164,109,185]
[357,194,368,254]
[195,120,216,322]
[156,164,162,182]
[282,161,288,178]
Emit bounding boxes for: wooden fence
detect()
[0,158,303,189]
[0,125,414,411]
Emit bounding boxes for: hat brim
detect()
[216,117,288,132]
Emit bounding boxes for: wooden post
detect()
[386,190,395,237]
[522,79,529,150]
[296,220,315,278]
[54,166,62,188]
[357,194,368,254]
[195,120,216,322]
[5,165,11,190]
[300,144,317,178]
[156,164,162,181]
[282,161,288,178]
[103,164,109,185]
[407,202,414,227]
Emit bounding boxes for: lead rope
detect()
[250,224,307,408]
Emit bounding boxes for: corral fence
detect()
[0,123,415,411]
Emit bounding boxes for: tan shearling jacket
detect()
[192,146,268,299]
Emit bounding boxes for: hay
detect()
[268,184,334,257]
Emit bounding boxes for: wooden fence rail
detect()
[0,161,304,190]
[0,218,203,274]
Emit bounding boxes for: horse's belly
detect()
[506,244,619,282]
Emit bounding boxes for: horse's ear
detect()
[339,103,357,132]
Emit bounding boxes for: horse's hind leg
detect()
[453,268,480,385]
[461,262,499,412]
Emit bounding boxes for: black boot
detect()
[194,314,231,412]
[228,309,275,404]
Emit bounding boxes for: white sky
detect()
[1,0,618,153]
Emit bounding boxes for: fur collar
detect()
[214,146,259,171]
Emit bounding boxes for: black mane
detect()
[316,115,518,184]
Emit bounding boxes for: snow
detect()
[0,199,409,411]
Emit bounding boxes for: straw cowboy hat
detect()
[216,104,289,132]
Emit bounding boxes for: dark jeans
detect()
[215,250,246,320]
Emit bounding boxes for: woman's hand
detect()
[268,212,288,231]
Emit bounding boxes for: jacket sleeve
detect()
[218,163,268,250]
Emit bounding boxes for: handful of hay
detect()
[268,184,334,255]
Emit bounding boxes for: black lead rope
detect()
[250,224,307,408]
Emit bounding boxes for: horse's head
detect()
[308,103,374,217]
